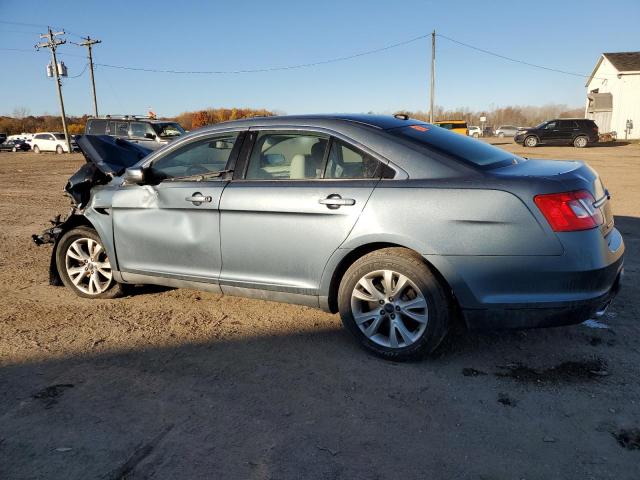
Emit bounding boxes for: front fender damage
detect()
[32,135,151,285]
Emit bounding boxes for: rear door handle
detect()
[186,192,212,206]
[319,194,356,209]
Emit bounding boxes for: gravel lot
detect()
[1,140,639,479]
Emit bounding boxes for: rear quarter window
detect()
[388,125,521,168]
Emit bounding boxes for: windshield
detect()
[54,134,65,140]
[152,122,185,138]
[388,124,523,168]
[534,121,547,129]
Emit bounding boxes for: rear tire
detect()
[12,147,17,152]
[524,135,538,147]
[338,247,450,361]
[33,145,40,154]
[56,226,124,299]
[56,145,64,154]
[498,132,505,138]
[573,136,588,148]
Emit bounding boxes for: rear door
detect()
[557,120,577,143]
[111,130,244,282]
[219,129,392,293]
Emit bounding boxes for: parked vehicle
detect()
[85,116,185,150]
[34,114,623,360]
[494,125,520,138]
[0,139,31,152]
[434,120,468,136]
[515,119,599,148]
[0,133,6,144]
[31,132,78,153]
[467,126,482,138]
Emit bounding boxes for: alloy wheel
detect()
[65,237,113,295]
[525,136,537,147]
[350,269,429,349]
[574,136,587,148]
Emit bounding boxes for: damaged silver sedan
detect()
[34,114,623,360]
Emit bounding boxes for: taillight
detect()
[534,190,603,232]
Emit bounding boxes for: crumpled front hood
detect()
[66,135,152,207]
[76,134,151,175]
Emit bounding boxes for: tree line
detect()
[0,103,583,136]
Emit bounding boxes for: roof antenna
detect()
[393,113,409,120]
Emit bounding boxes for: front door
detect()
[219,130,392,293]
[539,120,562,144]
[111,131,243,282]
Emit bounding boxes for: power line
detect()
[436,33,607,79]
[93,32,432,74]
[67,63,88,78]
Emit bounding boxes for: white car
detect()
[31,132,77,154]
[467,126,482,138]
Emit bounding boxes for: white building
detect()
[585,51,640,139]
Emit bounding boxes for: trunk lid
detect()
[491,158,614,236]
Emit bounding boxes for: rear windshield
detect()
[388,124,522,168]
[152,122,185,138]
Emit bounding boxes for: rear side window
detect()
[86,120,107,134]
[388,125,521,168]
[245,132,329,180]
[324,139,392,179]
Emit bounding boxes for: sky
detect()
[0,0,638,117]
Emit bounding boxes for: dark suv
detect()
[85,116,185,150]
[514,119,598,148]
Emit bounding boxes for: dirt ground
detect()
[1,140,639,479]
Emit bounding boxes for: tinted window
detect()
[559,120,577,129]
[324,139,389,179]
[245,132,328,180]
[388,124,522,168]
[86,119,107,134]
[108,121,129,137]
[54,134,65,140]
[150,133,239,181]
[544,122,557,130]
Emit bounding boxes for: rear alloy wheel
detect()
[56,226,123,299]
[498,132,505,138]
[524,136,538,147]
[338,248,450,360]
[12,147,17,152]
[33,145,40,154]
[573,136,588,148]
[56,145,64,154]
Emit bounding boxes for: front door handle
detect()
[186,192,212,206]
[319,194,356,210]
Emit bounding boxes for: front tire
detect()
[338,248,450,360]
[498,132,505,138]
[573,136,588,148]
[33,145,40,154]
[524,135,538,147]
[56,226,123,299]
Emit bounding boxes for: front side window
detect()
[545,122,557,130]
[130,122,155,139]
[245,133,328,180]
[149,132,239,181]
[324,139,392,179]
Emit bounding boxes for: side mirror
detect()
[123,167,145,185]
[144,133,156,140]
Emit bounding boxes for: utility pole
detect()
[73,36,101,117]
[429,30,436,124]
[36,27,71,153]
